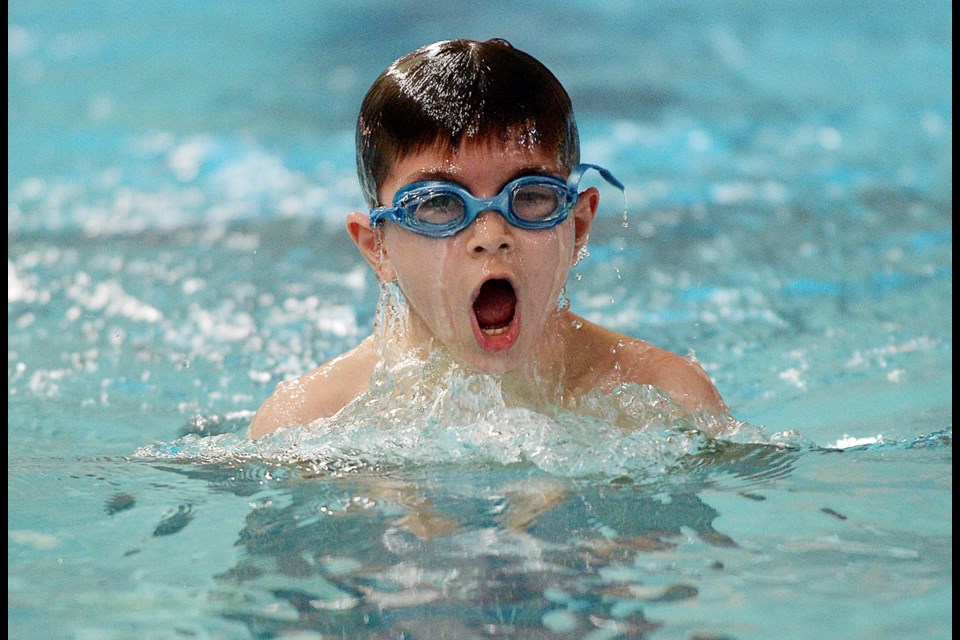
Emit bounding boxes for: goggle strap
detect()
[569,163,625,192]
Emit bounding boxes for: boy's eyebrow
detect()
[401,164,564,188]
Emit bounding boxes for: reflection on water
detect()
[122,424,948,637]
[139,441,802,638]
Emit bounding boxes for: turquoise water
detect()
[8,2,951,639]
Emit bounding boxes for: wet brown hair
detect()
[356,38,580,207]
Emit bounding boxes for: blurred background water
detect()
[8,2,952,639]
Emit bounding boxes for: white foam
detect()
[831,434,884,450]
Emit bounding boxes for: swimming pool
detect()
[8,1,951,638]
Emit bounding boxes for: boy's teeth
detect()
[481,324,510,336]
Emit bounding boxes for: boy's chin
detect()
[459,343,535,377]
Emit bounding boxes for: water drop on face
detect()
[572,320,583,330]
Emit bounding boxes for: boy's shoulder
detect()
[563,314,727,414]
[247,336,378,438]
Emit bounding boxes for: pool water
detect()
[8,1,951,639]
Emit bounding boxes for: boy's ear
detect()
[346,212,397,281]
[571,187,599,264]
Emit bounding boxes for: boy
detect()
[248,38,727,439]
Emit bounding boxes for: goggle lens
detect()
[370,163,623,238]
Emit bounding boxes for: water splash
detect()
[134,345,804,481]
[133,274,808,478]
[136,380,953,482]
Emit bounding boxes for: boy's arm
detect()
[247,336,378,438]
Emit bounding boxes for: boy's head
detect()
[356,38,581,208]
[347,39,615,376]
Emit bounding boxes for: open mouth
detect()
[472,278,517,338]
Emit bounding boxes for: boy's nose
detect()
[467,210,514,254]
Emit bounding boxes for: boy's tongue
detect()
[473,279,516,329]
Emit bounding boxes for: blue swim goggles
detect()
[369,163,624,238]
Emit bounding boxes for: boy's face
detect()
[370,140,597,375]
